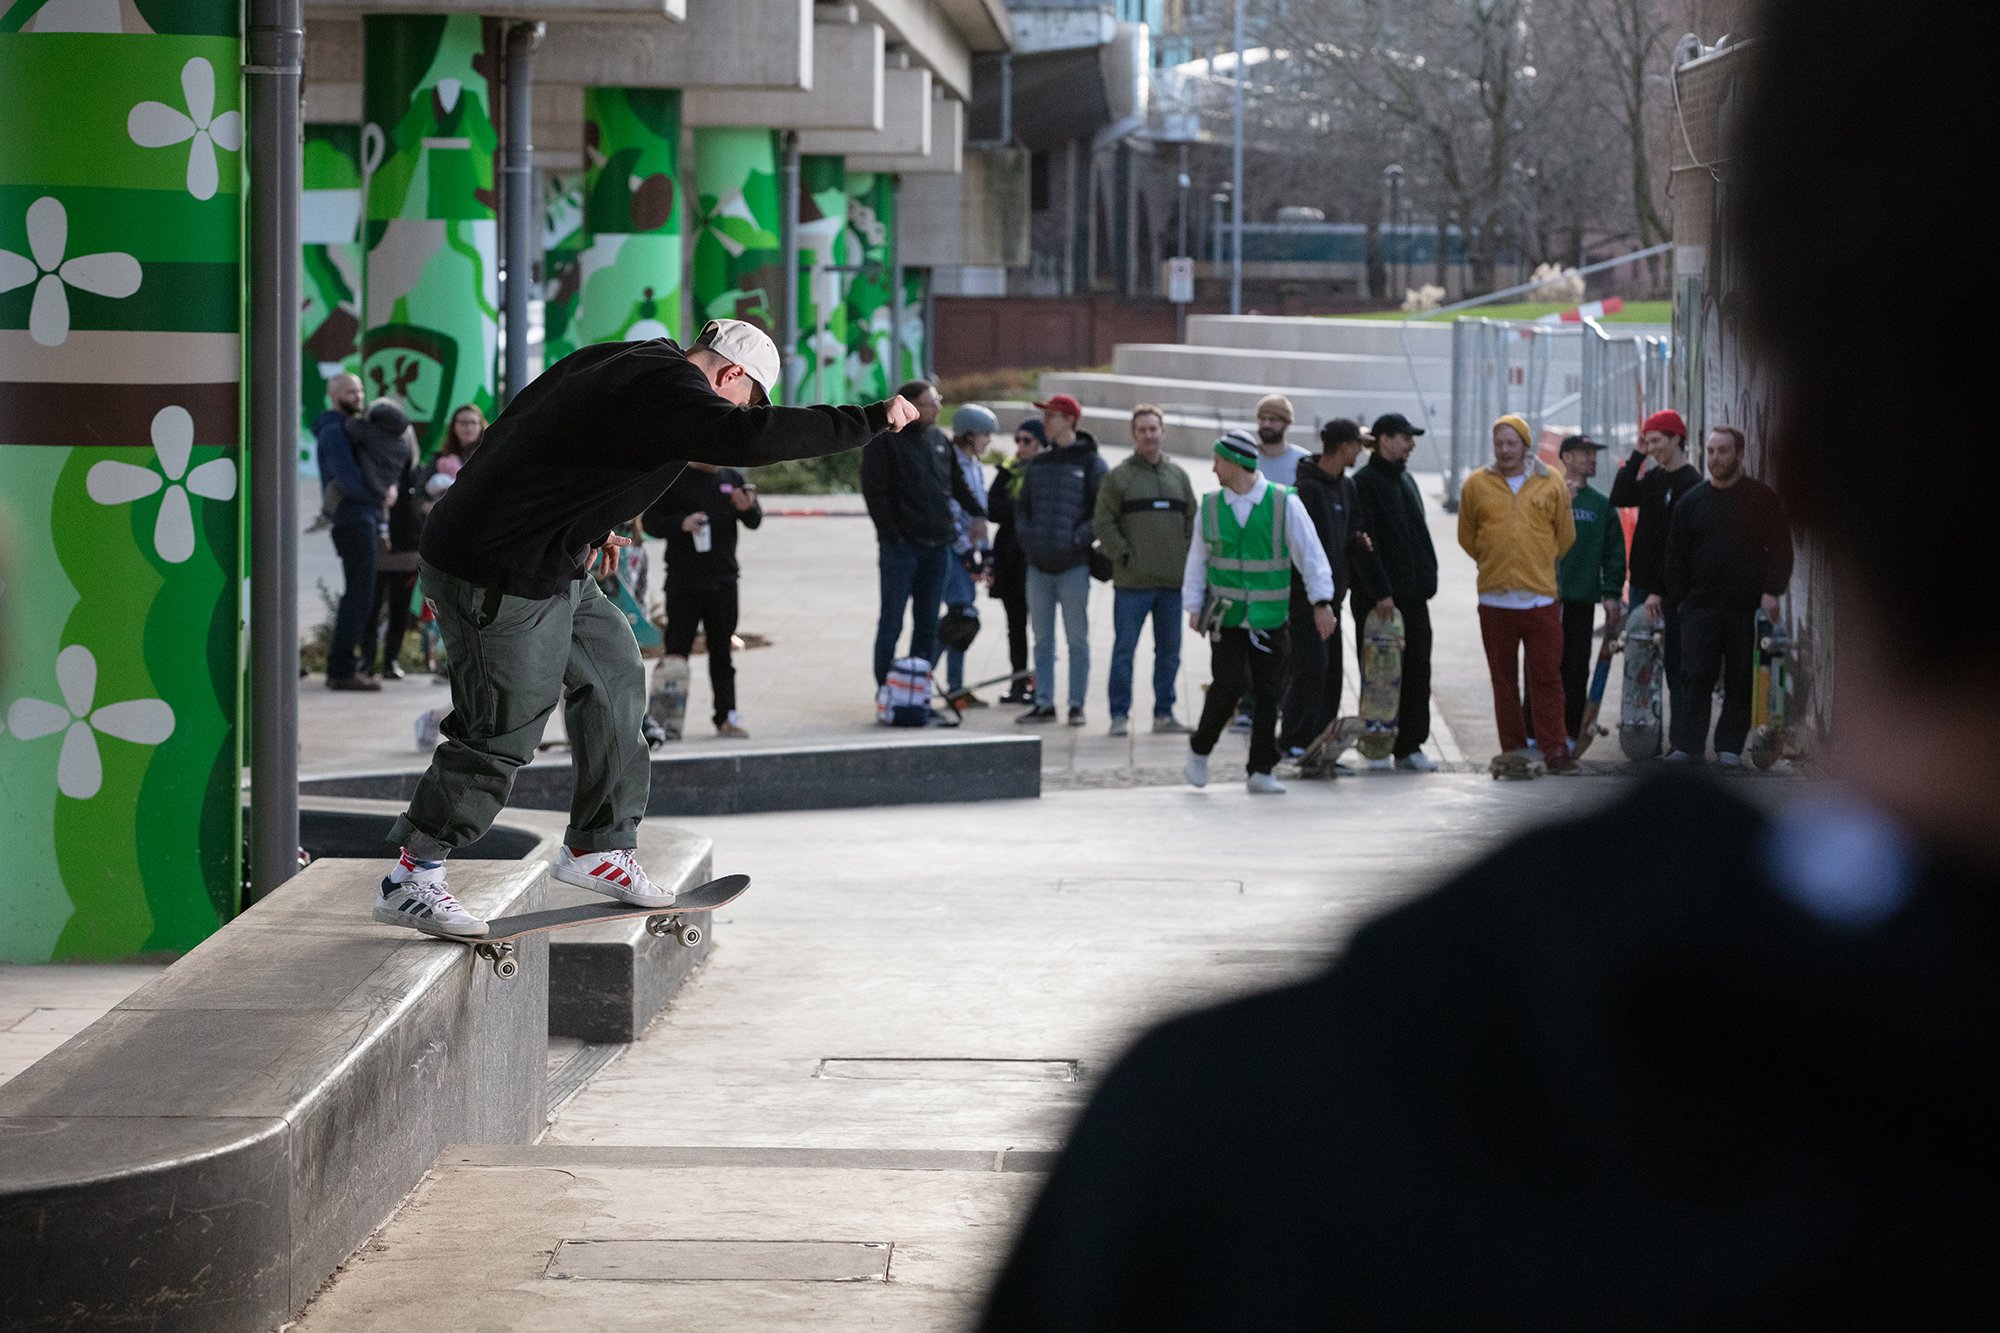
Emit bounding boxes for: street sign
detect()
[1167,256,1195,304]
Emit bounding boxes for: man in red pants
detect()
[1456,413,1577,774]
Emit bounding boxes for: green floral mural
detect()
[793,154,848,405]
[0,0,242,961]
[692,127,781,392]
[844,169,894,400]
[302,122,362,458]
[573,88,682,348]
[361,13,500,460]
[541,171,584,366]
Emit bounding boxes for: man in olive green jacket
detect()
[1093,405,1197,735]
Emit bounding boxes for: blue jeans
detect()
[1027,563,1091,709]
[1107,585,1182,720]
[874,538,950,686]
[942,555,977,690]
[328,500,379,679]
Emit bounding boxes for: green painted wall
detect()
[302,122,361,458]
[541,171,584,367]
[0,0,243,961]
[691,127,781,391]
[793,154,848,405]
[361,13,499,460]
[574,88,682,347]
[901,265,928,384]
[843,169,894,400]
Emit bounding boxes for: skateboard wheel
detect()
[494,956,519,980]
[676,923,702,949]
[646,914,677,938]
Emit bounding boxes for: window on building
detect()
[1030,150,1052,212]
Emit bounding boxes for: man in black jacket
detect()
[377,321,914,937]
[985,420,1044,704]
[1014,394,1108,725]
[642,462,763,740]
[1610,408,1702,746]
[859,380,982,688]
[1280,419,1394,759]
[1350,413,1441,769]
[313,371,384,691]
[981,10,2000,1326]
[1664,425,1794,764]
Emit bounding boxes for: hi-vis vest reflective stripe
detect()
[1203,484,1292,629]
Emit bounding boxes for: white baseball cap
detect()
[694,318,781,405]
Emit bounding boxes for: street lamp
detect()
[1211,188,1230,268]
[1383,163,1404,302]
[1230,0,1246,315]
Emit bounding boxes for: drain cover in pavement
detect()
[549,1240,891,1282]
[815,1058,1079,1082]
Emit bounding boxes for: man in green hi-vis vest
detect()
[1182,431,1338,794]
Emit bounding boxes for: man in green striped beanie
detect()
[1182,430,1338,793]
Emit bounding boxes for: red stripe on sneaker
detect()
[590,864,613,879]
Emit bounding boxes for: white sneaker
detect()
[1185,750,1210,788]
[1108,716,1129,737]
[552,846,675,908]
[1246,772,1287,795]
[1716,751,1743,767]
[1363,756,1394,771]
[1664,749,1693,764]
[374,853,487,937]
[1395,752,1439,773]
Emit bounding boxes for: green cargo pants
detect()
[389,560,649,860]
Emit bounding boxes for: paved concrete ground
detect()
[0,964,164,1084]
[293,776,1629,1331]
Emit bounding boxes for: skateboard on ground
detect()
[1355,606,1405,761]
[1489,750,1545,780]
[455,874,751,978]
[1570,611,1623,759]
[1296,715,1364,779]
[1619,610,1663,760]
[648,657,689,743]
[1747,613,1791,769]
[932,667,1033,720]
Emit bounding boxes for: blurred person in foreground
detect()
[979,6,2000,1325]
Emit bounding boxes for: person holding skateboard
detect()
[1350,414,1441,771]
[376,321,917,937]
[1662,425,1795,765]
[642,460,763,741]
[1609,408,1701,744]
[1182,431,1336,794]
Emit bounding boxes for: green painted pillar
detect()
[843,169,894,401]
[691,126,782,382]
[793,154,848,404]
[901,266,929,383]
[302,122,362,458]
[361,13,500,461]
[541,170,584,366]
[0,0,243,961]
[574,88,683,347]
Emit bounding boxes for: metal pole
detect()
[1177,145,1190,258]
[244,0,303,903]
[781,131,800,402]
[1230,0,1245,316]
[502,22,543,404]
[888,175,904,388]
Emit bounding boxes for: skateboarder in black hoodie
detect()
[980,7,2000,1325]
[376,321,915,937]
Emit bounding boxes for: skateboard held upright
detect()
[1355,607,1406,761]
[1747,613,1791,768]
[649,657,689,742]
[1619,610,1663,760]
[1571,611,1623,759]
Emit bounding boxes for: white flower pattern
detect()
[128,57,243,201]
[86,406,237,564]
[0,196,143,346]
[5,646,175,801]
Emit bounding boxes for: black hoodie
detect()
[1291,454,1391,605]
[1351,451,1439,604]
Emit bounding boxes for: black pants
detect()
[328,501,378,679]
[1279,590,1340,751]
[1354,596,1431,758]
[663,577,740,724]
[1193,624,1290,776]
[366,568,419,674]
[1526,598,1600,742]
[995,570,1029,676]
[1674,604,1756,758]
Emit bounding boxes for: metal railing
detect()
[1445,317,1671,504]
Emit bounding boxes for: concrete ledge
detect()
[301,733,1042,816]
[0,859,548,1330]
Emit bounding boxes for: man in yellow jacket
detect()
[1457,415,1578,773]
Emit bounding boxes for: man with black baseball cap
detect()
[1346,413,1440,769]
[374,321,917,938]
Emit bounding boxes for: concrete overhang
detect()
[305,1,686,19]
[684,18,884,130]
[852,0,1012,99]
[850,95,962,175]
[796,61,931,157]
[1007,5,1114,54]
[534,0,813,89]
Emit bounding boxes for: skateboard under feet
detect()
[459,873,751,979]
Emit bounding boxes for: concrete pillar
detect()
[572,88,684,347]
[541,171,585,366]
[843,169,896,401]
[302,123,363,455]
[0,2,243,959]
[690,127,783,386]
[361,13,500,458]
[794,154,849,405]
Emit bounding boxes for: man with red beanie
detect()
[1609,407,1702,749]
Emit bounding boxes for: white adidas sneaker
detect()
[374,853,487,937]
[552,846,675,908]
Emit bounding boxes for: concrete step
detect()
[989,398,1331,461]
[1187,314,1455,358]
[1036,371,1434,431]
[1111,342,1451,393]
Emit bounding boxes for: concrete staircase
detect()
[1028,315,1454,459]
